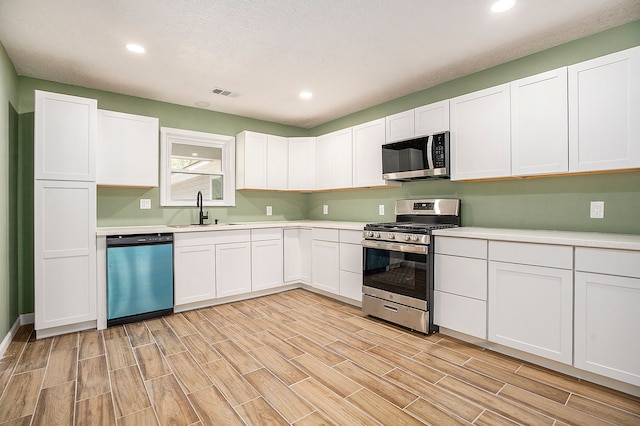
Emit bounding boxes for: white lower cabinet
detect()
[311,229,340,294]
[488,241,573,364]
[174,245,216,305]
[35,180,96,334]
[216,242,252,298]
[339,230,363,302]
[574,248,640,386]
[284,228,311,283]
[434,237,488,339]
[174,230,251,304]
[251,229,284,291]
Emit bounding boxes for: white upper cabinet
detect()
[97,110,159,187]
[35,90,97,181]
[450,84,511,180]
[288,137,316,191]
[385,109,415,142]
[316,128,353,190]
[267,135,288,190]
[236,131,288,190]
[568,46,640,172]
[236,131,268,189]
[385,100,450,143]
[511,68,569,176]
[414,100,450,136]
[352,118,389,188]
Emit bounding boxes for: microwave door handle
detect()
[426,135,434,169]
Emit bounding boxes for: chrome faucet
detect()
[196,191,208,225]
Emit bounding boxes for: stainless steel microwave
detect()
[382,131,450,181]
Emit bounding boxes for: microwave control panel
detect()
[432,133,447,168]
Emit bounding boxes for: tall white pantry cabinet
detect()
[34,90,98,337]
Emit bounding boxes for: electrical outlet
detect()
[266,205,272,216]
[590,201,604,219]
[139,199,151,209]
[323,204,329,215]
[378,204,385,215]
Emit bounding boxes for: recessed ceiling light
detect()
[491,0,515,13]
[126,43,145,54]
[299,91,313,100]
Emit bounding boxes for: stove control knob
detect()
[388,233,395,239]
[411,235,419,242]
[374,232,381,238]
[367,231,374,238]
[404,234,411,241]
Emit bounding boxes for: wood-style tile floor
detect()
[1,289,639,425]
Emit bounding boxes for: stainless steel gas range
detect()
[362,199,461,334]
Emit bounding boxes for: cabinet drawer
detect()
[339,270,363,302]
[435,237,487,258]
[312,228,339,242]
[339,230,363,244]
[575,247,640,278]
[489,241,572,269]
[434,291,486,339]
[340,243,363,274]
[251,228,282,241]
[435,254,487,300]
[175,230,251,247]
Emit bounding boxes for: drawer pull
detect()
[383,305,398,313]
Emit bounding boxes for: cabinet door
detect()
[488,261,573,364]
[511,68,569,176]
[174,245,216,306]
[267,135,288,190]
[252,239,284,291]
[35,180,96,331]
[575,272,640,386]
[97,110,159,186]
[450,84,511,180]
[415,100,450,136]
[311,240,340,294]
[288,137,316,190]
[568,46,640,172]
[35,90,97,181]
[352,118,387,187]
[236,131,267,189]
[316,129,353,190]
[284,228,311,283]
[216,242,252,298]
[385,109,415,142]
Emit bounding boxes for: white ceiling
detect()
[1,1,639,129]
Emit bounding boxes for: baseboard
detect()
[20,313,34,325]
[0,317,22,358]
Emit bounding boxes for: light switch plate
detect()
[266,205,272,216]
[590,201,604,219]
[323,204,329,215]
[140,199,151,209]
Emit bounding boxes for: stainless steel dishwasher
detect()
[106,233,174,326]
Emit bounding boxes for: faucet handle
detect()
[203,211,209,220]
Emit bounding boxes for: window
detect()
[160,127,236,206]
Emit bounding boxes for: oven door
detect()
[362,240,429,302]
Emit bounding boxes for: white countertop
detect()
[432,227,640,251]
[96,220,367,236]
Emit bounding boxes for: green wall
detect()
[1,41,19,339]
[10,20,640,317]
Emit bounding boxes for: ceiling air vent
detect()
[212,87,235,97]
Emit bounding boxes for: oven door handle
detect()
[362,239,428,254]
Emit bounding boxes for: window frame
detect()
[160,127,236,207]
